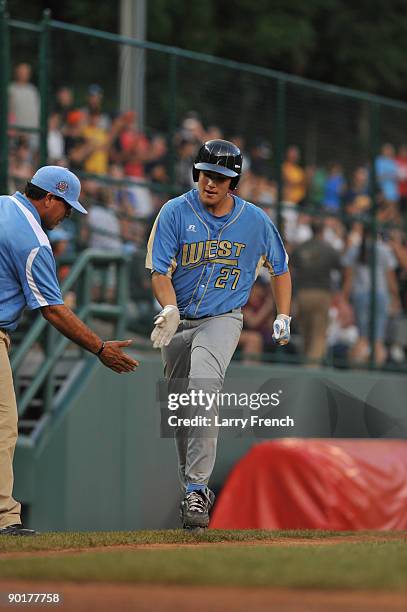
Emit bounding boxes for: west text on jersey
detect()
[181,240,246,268]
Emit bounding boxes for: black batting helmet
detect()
[192,139,243,190]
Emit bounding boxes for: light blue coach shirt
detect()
[0,192,63,331]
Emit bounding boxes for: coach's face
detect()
[198,171,232,209]
[42,194,73,230]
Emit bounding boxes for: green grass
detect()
[0,541,406,590]
[0,529,404,553]
[0,531,406,591]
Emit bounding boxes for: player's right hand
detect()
[151,305,180,349]
[272,314,291,346]
[98,339,139,373]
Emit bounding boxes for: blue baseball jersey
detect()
[0,192,63,331]
[146,189,288,318]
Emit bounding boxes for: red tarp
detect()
[210,439,407,530]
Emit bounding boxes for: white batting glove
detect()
[272,314,291,346]
[151,305,180,349]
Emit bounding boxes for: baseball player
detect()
[146,140,291,529]
[0,166,139,536]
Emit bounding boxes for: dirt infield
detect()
[0,581,406,612]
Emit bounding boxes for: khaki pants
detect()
[296,289,331,364]
[0,330,21,528]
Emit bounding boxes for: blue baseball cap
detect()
[30,166,87,215]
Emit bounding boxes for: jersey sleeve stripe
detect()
[167,258,177,278]
[255,255,266,279]
[25,247,49,307]
[264,260,276,275]
[145,209,162,270]
[9,196,51,247]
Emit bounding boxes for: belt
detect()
[180,308,241,321]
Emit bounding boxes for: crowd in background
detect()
[7,62,407,368]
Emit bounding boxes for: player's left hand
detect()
[151,305,180,349]
[272,314,291,346]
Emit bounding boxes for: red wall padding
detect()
[210,439,407,530]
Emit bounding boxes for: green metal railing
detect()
[2,2,407,371]
[11,250,129,420]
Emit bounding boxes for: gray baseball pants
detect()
[162,311,243,490]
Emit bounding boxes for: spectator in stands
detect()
[111,111,149,179]
[83,183,123,301]
[283,211,313,248]
[8,136,34,193]
[396,144,407,214]
[85,184,122,251]
[389,229,407,271]
[177,113,205,146]
[290,220,341,366]
[323,215,346,252]
[323,162,346,212]
[239,276,275,362]
[239,141,276,212]
[344,166,371,218]
[250,140,272,179]
[375,144,400,218]
[342,224,401,366]
[64,110,86,172]
[47,113,65,164]
[48,228,72,283]
[236,169,255,202]
[81,84,111,130]
[238,152,276,210]
[81,110,110,175]
[282,145,306,206]
[306,164,327,208]
[206,125,223,140]
[175,137,196,190]
[144,134,169,178]
[53,86,74,124]
[327,292,359,362]
[108,164,151,254]
[252,175,277,209]
[321,163,347,253]
[8,63,40,153]
[144,134,170,210]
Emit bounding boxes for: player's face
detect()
[43,194,72,230]
[198,171,232,208]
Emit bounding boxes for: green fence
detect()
[1,2,407,371]
[5,9,407,184]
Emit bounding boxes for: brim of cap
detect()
[65,199,88,215]
[30,176,88,215]
[194,162,238,178]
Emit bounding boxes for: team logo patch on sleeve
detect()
[56,181,69,194]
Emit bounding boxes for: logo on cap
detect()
[56,181,69,194]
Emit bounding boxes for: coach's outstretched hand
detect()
[151,305,180,349]
[98,339,139,373]
[272,314,291,346]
